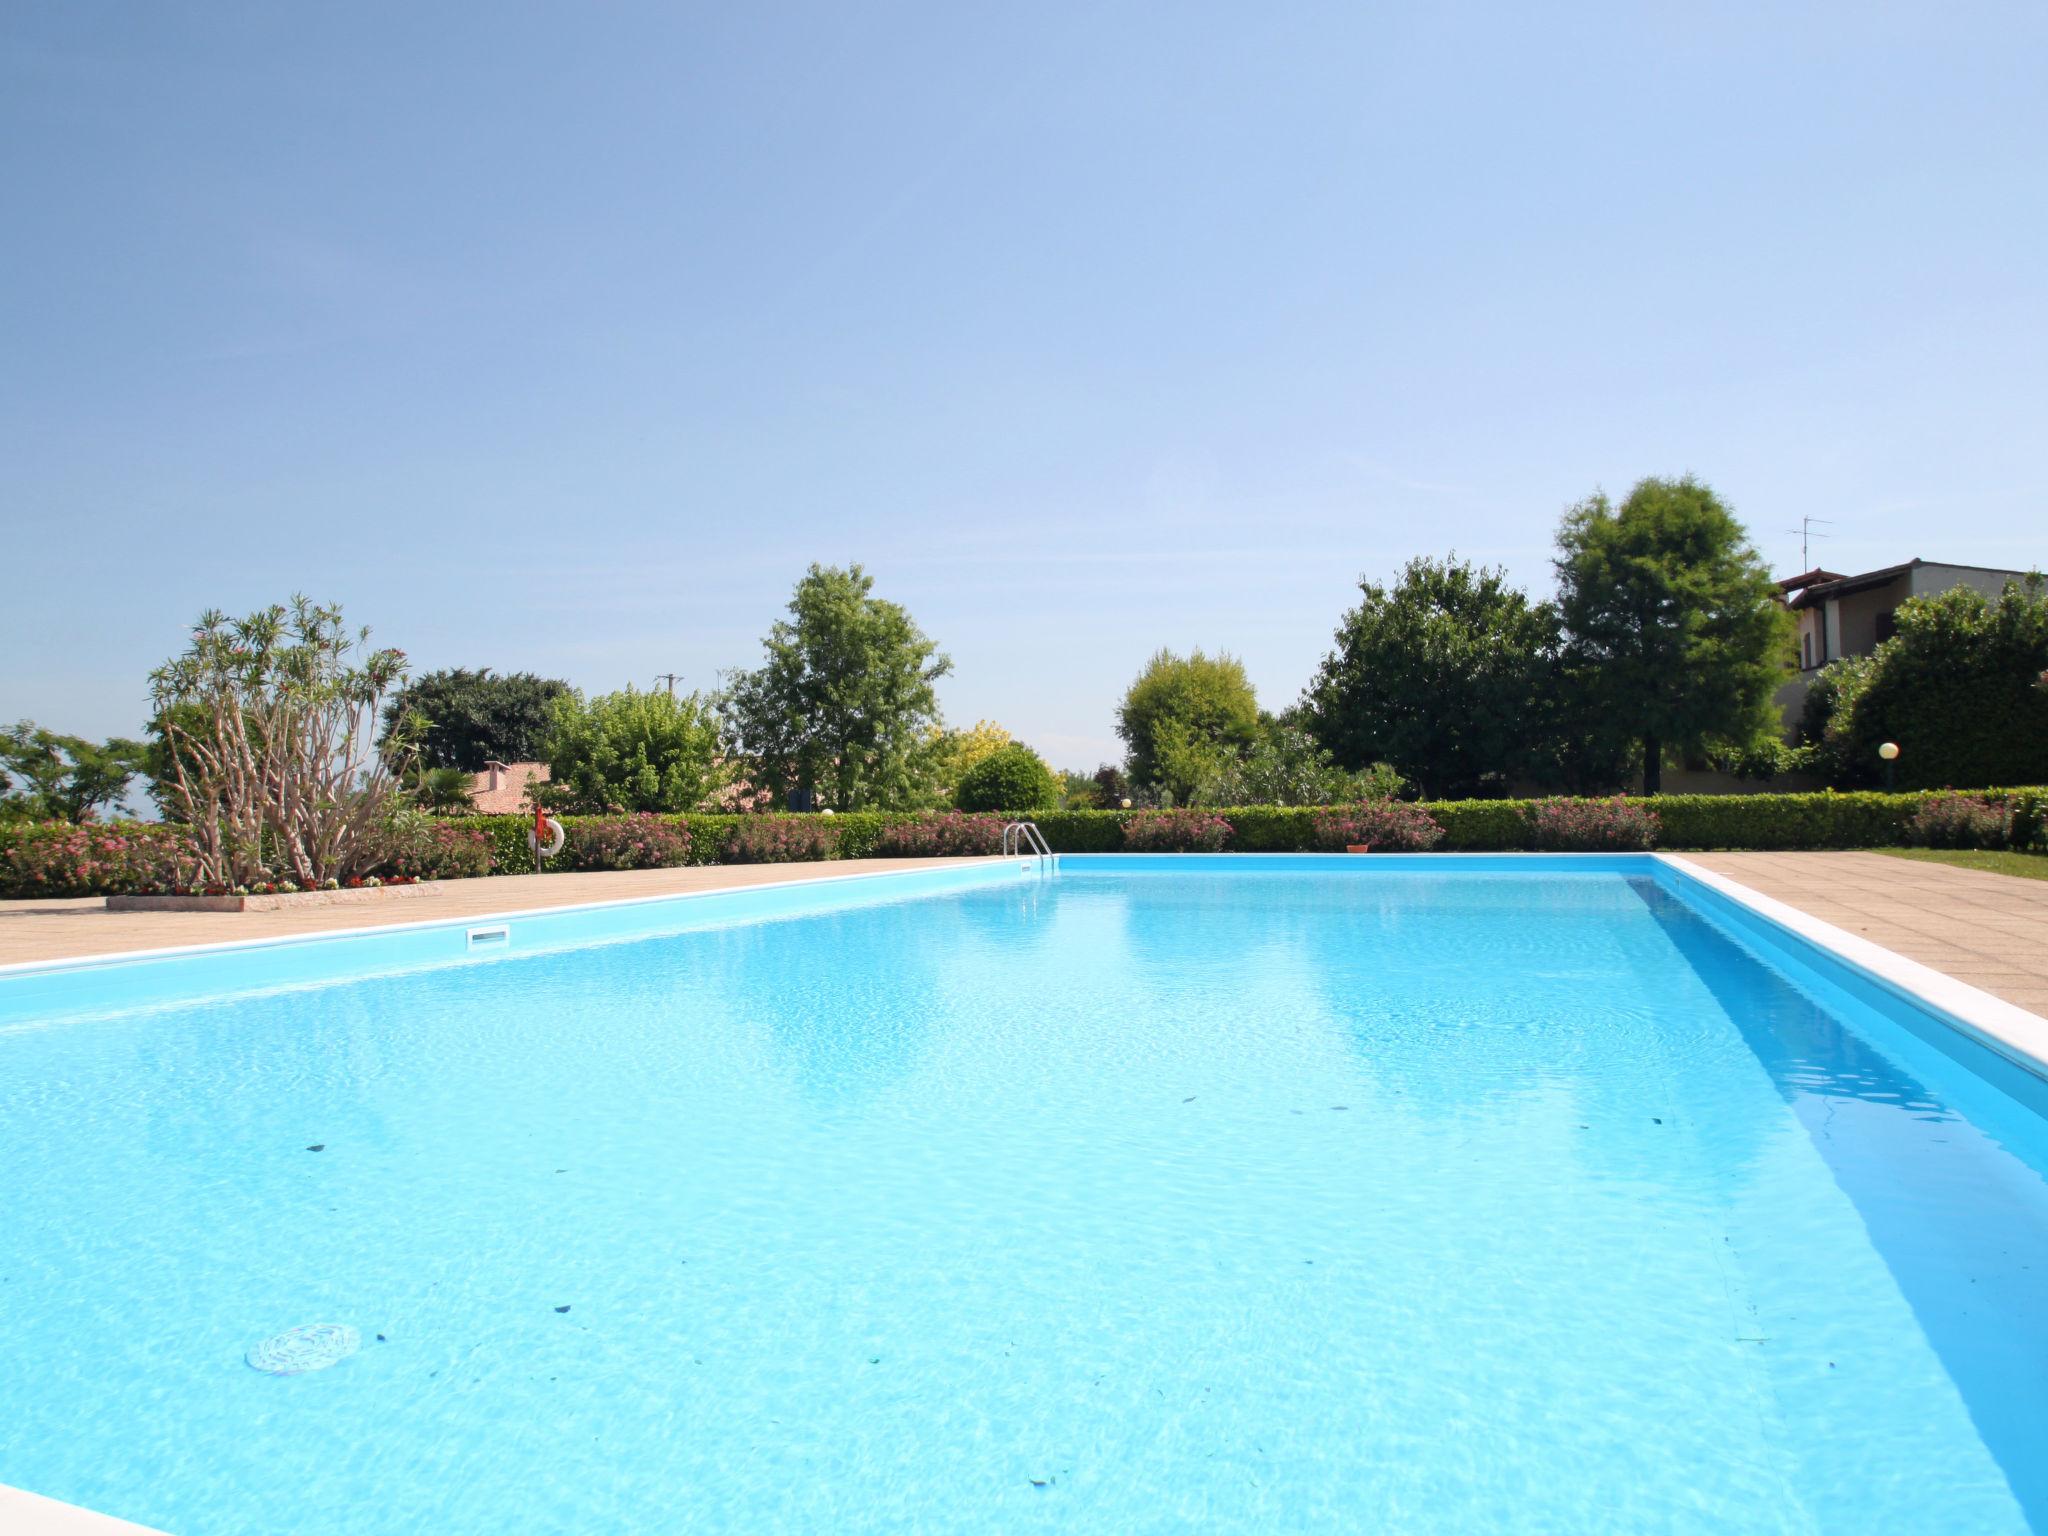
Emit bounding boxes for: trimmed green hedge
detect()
[7,788,2044,898]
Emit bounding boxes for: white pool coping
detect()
[1655,852,2048,1079]
[0,1483,168,1535]
[6,852,2046,1532]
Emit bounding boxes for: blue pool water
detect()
[3,858,2047,1533]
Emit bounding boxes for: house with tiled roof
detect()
[466,760,550,814]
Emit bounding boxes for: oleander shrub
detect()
[1309,801,1446,852]
[953,744,1059,813]
[1903,794,2011,851]
[1527,796,1660,851]
[387,822,495,880]
[873,812,1007,857]
[719,816,840,863]
[1121,809,1233,852]
[0,821,199,898]
[558,813,693,871]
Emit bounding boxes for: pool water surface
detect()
[2,860,2044,1533]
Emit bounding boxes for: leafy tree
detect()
[1092,764,1131,807]
[1196,719,1405,806]
[722,564,951,810]
[1805,576,2048,789]
[540,686,723,814]
[0,722,148,822]
[380,668,570,771]
[1553,477,1791,793]
[954,742,1059,812]
[924,719,1014,804]
[1303,557,1558,798]
[1116,649,1260,803]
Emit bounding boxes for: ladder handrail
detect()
[1002,821,1053,861]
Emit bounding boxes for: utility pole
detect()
[1784,516,1834,571]
[653,672,683,698]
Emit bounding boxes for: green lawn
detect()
[1874,847,2048,882]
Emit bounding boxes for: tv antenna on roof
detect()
[1786,516,1834,571]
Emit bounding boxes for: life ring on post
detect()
[528,812,566,860]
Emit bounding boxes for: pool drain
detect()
[247,1323,360,1375]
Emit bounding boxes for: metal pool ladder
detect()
[1003,821,1054,870]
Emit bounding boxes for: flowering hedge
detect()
[1309,802,1445,852]
[557,814,692,871]
[9,788,2047,897]
[1526,796,1661,852]
[0,823,198,898]
[873,812,1006,857]
[1904,794,2011,851]
[718,816,840,863]
[1121,810,1232,852]
[387,822,496,881]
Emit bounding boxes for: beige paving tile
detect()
[1689,852,2048,1018]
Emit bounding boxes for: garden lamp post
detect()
[1878,740,1900,792]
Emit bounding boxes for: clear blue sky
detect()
[4,3,2043,770]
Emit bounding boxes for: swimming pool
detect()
[3,855,2046,1533]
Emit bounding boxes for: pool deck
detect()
[1686,851,2048,1019]
[0,858,994,968]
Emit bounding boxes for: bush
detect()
[0,821,199,898]
[719,816,840,863]
[1121,810,1233,852]
[953,743,1059,813]
[1904,794,2011,851]
[1309,801,1445,852]
[1527,796,1660,851]
[558,813,692,871]
[874,812,1007,857]
[387,821,494,880]
[952,750,1051,813]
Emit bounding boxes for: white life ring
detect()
[527,816,566,860]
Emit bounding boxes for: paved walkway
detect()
[0,858,991,967]
[1687,851,2048,1017]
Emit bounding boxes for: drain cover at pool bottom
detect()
[247,1323,360,1375]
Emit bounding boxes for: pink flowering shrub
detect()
[559,814,692,871]
[0,822,200,898]
[388,823,496,880]
[719,816,840,863]
[1309,801,1445,852]
[1121,810,1233,852]
[873,813,1007,857]
[1526,796,1660,851]
[1904,794,2010,850]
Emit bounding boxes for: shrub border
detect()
[5,788,2043,898]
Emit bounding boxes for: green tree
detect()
[1116,649,1260,803]
[722,564,951,810]
[922,719,1013,806]
[1553,477,1792,793]
[1302,556,1558,798]
[1806,576,2048,788]
[541,686,723,813]
[1198,718,1405,806]
[954,742,1059,812]
[0,722,148,822]
[381,668,571,771]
